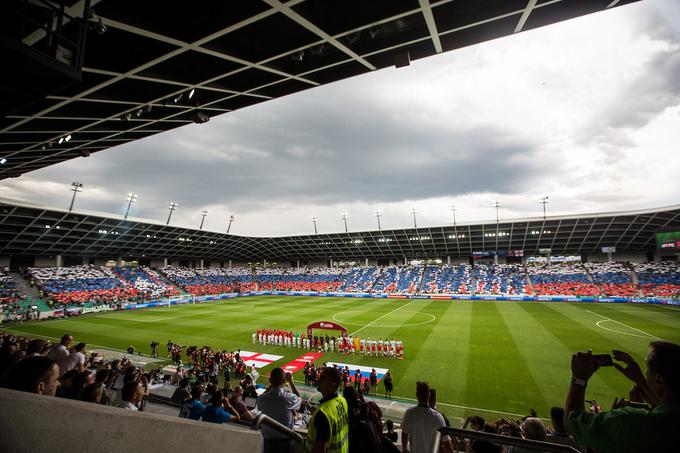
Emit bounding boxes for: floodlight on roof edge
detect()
[200,209,208,230]
[227,215,235,234]
[68,181,83,212]
[124,193,137,219]
[167,202,178,225]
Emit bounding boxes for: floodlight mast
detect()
[374,210,382,231]
[312,216,318,234]
[410,208,417,229]
[493,201,501,253]
[166,202,178,225]
[199,209,208,230]
[341,212,349,233]
[68,181,83,212]
[540,196,549,220]
[227,215,235,234]
[124,193,137,219]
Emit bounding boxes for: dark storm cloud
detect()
[30,83,548,216]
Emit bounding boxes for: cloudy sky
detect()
[2,0,680,237]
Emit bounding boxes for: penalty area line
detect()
[586,310,666,341]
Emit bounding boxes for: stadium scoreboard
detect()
[656,230,680,256]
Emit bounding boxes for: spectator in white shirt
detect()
[47,334,72,363]
[60,342,87,376]
[115,380,143,411]
[401,381,454,453]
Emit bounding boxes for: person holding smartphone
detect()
[256,368,302,453]
[564,342,680,452]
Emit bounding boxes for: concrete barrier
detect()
[0,388,262,453]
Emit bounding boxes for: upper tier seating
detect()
[635,262,680,299]
[585,262,638,297]
[473,264,532,295]
[526,263,601,296]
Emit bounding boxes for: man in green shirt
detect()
[565,341,680,452]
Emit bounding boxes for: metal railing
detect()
[430,427,581,453]
[251,413,305,446]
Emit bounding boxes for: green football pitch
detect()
[4,296,679,423]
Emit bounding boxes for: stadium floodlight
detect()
[374,210,382,231]
[0,158,6,165]
[68,181,83,212]
[312,216,318,234]
[227,215,235,234]
[200,209,208,230]
[124,193,137,219]
[166,202,178,225]
[58,137,64,144]
[341,212,349,233]
[540,196,549,220]
[188,88,195,99]
[410,208,417,229]
[64,134,72,142]
[493,201,501,224]
[450,205,458,227]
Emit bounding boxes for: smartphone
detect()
[592,354,613,367]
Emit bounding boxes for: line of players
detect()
[254,328,404,359]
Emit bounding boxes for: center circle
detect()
[332,311,435,328]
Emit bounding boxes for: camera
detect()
[592,354,613,367]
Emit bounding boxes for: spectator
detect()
[2,355,59,396]
[305,367,349,453]
[343,386,382,453]
[60,342,87,375]
[401,381,453,453]
[385,419,398,443]
[171,377,191,403]
[383,371,393,398]
[81,382,105,403]
[565,342,680,451]
[115,380,143,410]
[94,369,112,405]
[509,418,545,453]
[25,339,47,356]
[47,334,72,365]
[256,368,302,453]
[203,390,240,424]
[62,370,91,399]
[179,384,206,420]
[546,407,584,452]
[229,385,254,421]
[428,388,450,427]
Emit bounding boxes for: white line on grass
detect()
[392,395,543,419]
[586,310,666,341]
[658,304,680,313]
[349,299,418,336]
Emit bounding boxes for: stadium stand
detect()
[0,262,677,313]
[585,262,639,297]
[635,261,680,299]
[473,264,532,295]
[28,265,142,306]
[114,266,180,299]
[526,263,601,297]
[337,266,379,292]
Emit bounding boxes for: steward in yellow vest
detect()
[306,367,349,453]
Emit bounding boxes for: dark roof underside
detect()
[0,0,639,179]
[1,201,677,260]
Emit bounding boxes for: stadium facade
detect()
[1,197,678,268]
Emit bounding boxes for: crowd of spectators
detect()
[527,263,601,297]
[635,261,680,299]
[0,332,153,410]
[3,261,679,315]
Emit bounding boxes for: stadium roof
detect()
[1,198,678,261]
[1,0,639,179]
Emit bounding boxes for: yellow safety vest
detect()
[305,395,349,453]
